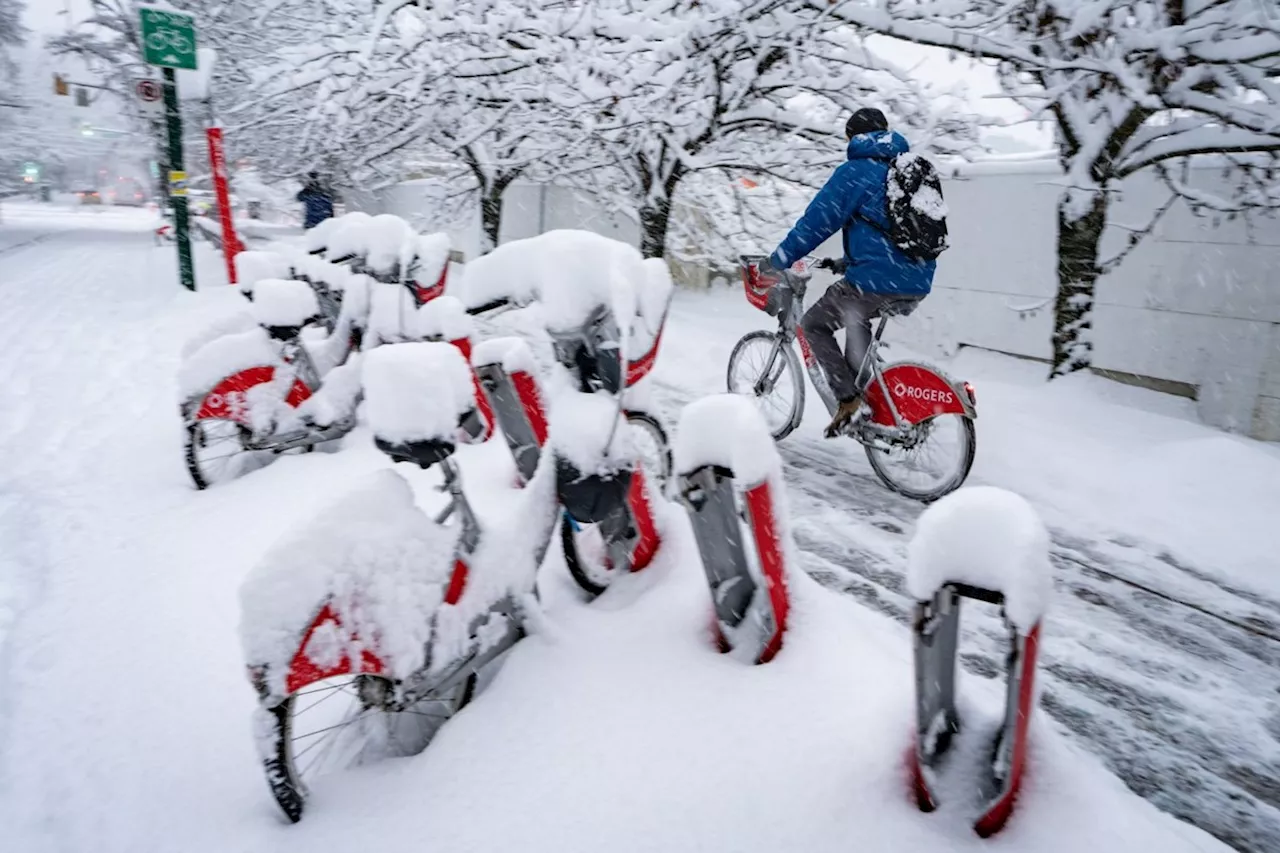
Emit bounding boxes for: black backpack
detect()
[876,152,949,262]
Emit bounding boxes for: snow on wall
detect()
[367,161,1280,441]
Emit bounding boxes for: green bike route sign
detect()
[139,7,197,71]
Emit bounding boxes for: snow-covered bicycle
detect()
[240,341,558,823]
[241,310,671,820]
[458,231,674,596]
[179,216,460,488]
[728,256,977,502]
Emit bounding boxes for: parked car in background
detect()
[77,189,102,205]
[105,177,149,207]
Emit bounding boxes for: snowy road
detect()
[0,212,1276,852]
[642,297,1280,853]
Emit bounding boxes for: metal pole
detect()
[207,127,242,284]
[162,67,194,291]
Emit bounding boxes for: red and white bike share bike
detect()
[729,256,977,502]
[241,293,671,822]
[179,218,454,489]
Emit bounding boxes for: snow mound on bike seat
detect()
[674,394,780,486]
[415,295,472,342]
[179,310,258,361]
[252,279,320,328]
[459,230,670,363]
[411,232,452,283]
[304,216,341,253]
[177,326,281,401]
[238,469,457,699]
[363,342,477,444]
[234,250,294,296]
[363,214,417,279]
[549,393,634,476]
[906,486,1052,632]
[325,212,375,262]
[471,336,538,375]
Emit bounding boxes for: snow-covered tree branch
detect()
[555,0,983,261]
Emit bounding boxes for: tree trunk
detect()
[480,185,503,253]
[638,194,672,259]
[1051,190,1108,378]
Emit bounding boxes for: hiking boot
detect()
[824,396,862,438]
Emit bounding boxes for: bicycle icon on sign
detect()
[146,29,193,56]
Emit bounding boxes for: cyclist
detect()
[761,108,937,437]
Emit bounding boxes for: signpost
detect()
[139,8,197,71]
[133,78,164,117]
[139,6,197,291]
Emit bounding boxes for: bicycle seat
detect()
[264,323,310,341]
[880,298,921,318]
[374,436,456,469]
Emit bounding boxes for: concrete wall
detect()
[366,163,1280,441]
[882,159,1280,441]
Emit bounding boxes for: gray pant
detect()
[800,283,920,402]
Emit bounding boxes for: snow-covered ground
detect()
[0,206,1276,852]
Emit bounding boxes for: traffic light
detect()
[54,74,68,96]
[75,87,89,107]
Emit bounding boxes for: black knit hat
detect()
[845,108,888,139]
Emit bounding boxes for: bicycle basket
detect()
[548,305,623,395]
[741,261,793,318]
[556,456,632,523]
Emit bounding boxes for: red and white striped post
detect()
[206,127,242,285]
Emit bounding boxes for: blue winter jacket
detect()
[769,130,935,296]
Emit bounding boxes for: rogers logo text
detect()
[893,381,955,405]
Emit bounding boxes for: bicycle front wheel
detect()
[726,331,804,441]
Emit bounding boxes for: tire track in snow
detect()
[647,377,1280,853]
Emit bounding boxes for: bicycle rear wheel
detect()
[726,331,804,440]
[864,415,976,502]
[259,672,475,823]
